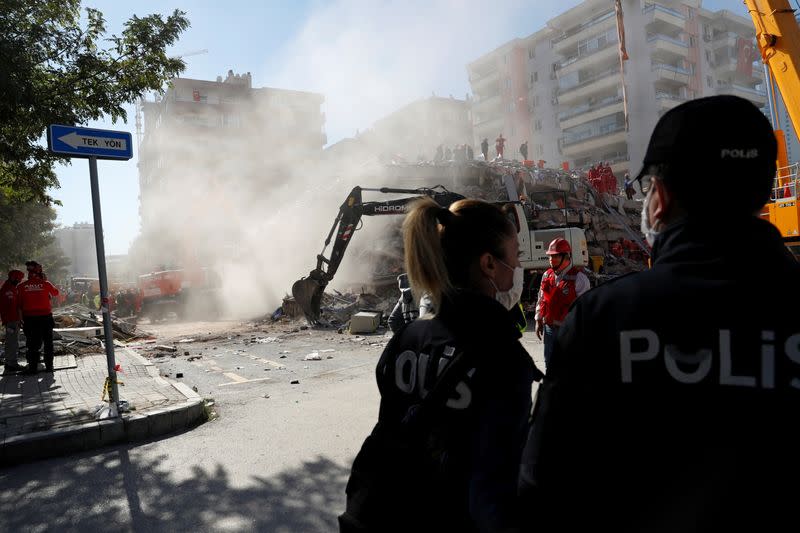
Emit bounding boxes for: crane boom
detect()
[745,0,800,249]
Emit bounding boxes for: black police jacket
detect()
[519,216,800,532]
[369,290,540,532]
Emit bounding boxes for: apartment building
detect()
[138,70,326,237]
[468,0,768,179]
[467,39,532,160]
[55,223,98,278]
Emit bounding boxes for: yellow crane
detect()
[745,0,800,252]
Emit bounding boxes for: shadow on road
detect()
[0,441,350,532]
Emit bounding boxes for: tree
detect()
[0,0,189,203]
[0,191,70,283]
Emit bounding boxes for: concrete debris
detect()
[304,352,322,361]
[290,380,300,385]
[255,337,281,344]
[154,345,177,353]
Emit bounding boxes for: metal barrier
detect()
[771,163,800,201]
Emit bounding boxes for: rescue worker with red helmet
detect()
[17,260,59,374]
[1,270,26,373]
[534,237,590,370]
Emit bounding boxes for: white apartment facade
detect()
[468,0,768,179]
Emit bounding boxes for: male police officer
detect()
[519,95,800,531]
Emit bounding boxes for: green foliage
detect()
[0,189,70,283]
[0,0,189,203]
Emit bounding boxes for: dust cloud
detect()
[131,0,546,319]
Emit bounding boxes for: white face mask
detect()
[640,189,660,247]
[491,260,524,311]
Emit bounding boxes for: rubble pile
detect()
[381,160,648,278]
[50,304,152,351]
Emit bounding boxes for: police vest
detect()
[540,266,582,326]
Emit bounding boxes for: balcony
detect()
[474,115,504,133]
[551,10,616,54]
[652,63,691,85]
[557,40,619,78]
[643,3,686,32]
[713,56,764,83]
[716,83,767,107]
[648,34,690,59]
[557,66,621,106]
[656,90,687,111]
[469,69,499,92]
[561,124,627,158]
[559,95,624,130]
[473,93,502,112]
[712,31,739,50]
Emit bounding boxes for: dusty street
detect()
[1,317,544,532]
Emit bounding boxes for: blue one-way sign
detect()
[48,124,133,160]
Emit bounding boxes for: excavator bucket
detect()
[292,276,326,324]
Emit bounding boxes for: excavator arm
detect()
[745,1,800,245]
[292,185,465,324]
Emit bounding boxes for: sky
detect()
[51,0,748,255]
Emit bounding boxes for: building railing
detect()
[655,90,687,101]
[551,10,615,45]
[558,37,618,69]
[651,63,692,75]
[722,83,767,97]
[647,34,689,48]
[558,95,623,122]
[771,163,800,201]
[561,123,626,147]
[642,3,686,20]
[469,69,497,84]
[558,65,621,96]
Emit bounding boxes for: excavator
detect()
[746,0,800,258]
[292,175,589,324]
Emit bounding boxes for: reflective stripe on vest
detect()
[540,266,581,326]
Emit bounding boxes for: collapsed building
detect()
[286,158,648,325]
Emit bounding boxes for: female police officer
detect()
[340,198,543,533]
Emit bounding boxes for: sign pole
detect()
[88,156,120,409]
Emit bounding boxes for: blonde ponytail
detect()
[402,198,452,309]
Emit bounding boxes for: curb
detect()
[0,348,206,466]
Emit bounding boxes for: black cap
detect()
[25,260,40,268]
[635,95,777,212]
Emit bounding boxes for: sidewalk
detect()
[0,347,205,465]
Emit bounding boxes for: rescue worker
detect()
[495,133,506,159]
[17,261,59,374]
[340,198,543,533]
[520,95,800,531]
[534,237,590,370]
[1,270,26,372]
[623,172,636,200]
[480,137,489,161]
[519,140,528,161]
[387,273,419,333]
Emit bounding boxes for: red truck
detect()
[137,268,222,321]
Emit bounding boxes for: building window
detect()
[534,72,539,83]
[535,119,542,131]
[689,36,696,47]
[707,75,713,88]
[530,73,535,85]
[537,144,544,157]
[504,54,508,64]
[534,95,541,107]
[509,103,515,112]
[529,48,535,59]
[511,126,516,136]
[506,79,512,89]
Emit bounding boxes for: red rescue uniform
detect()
[17,279,59,317]
[538,266,583,326]
[1,281,20,323]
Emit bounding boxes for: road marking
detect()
[260,358,284,368]
[218,377,271,387]
[222,372,248,383]
[310,362,373,379]
[211,365,224,372]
